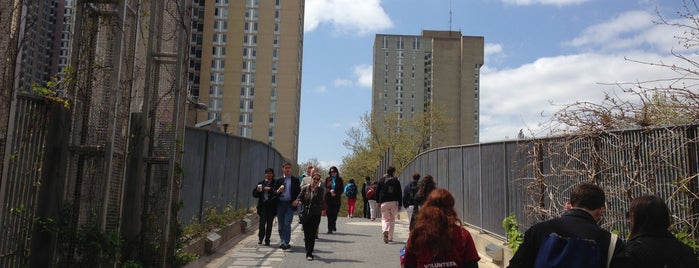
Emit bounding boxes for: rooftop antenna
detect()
[449,0,453,35]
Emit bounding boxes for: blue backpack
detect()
[533,233,604,268]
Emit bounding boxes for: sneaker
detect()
[283,244,291,250]
[383,231,389,243]
[306,256,314,261]
[326,230,333,234]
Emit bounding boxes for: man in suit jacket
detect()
[274,162,301,250]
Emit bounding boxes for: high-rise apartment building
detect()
[13,0,71,92]
[372,30,483,148]
[189,0,304,162]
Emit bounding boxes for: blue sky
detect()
[297,0,689,168]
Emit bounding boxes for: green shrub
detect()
[502,214,524,253]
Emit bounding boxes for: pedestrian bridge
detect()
[188,213,505,268]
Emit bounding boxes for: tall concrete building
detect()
[189,0,304,162]
[372,30,483,148]
[12,0,72,92]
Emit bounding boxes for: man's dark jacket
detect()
[508,209,626,268]
[273,174,301,209]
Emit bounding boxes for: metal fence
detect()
[0,95,60,267]
[396,125,699,240]
[179,127,286,224]
[0,0,191,266]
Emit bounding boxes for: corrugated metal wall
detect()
[178,127,286,224]
[397,125,699,240]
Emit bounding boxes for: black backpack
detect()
[346,184,358,198]
[408,181,418,204]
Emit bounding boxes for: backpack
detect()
[366,187,375,199]
[346,184,358,198]
[408,181,418,204]
[384,177,397,196]
[534,233,610,268]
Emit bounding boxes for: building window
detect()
[215,8,228,19]
[382,36,388,49]
[413,37,420,50]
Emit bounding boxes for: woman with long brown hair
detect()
[402,188,480,268]
[409,174,437,230]
[624,195,698,268]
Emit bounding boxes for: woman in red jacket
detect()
[402,188,480,268]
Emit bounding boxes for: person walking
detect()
[402,172,420,227]
[409,174,436,230]
[273,162,300,250]
[402,188,480,268]
[344,179,358,218]
[294,171,325,261]
[362,176,371,219]
[300,164,313,185]
[367,180,379,221]
[300,166,315,189]
[252,168,278,246]
[377,166,402,243]
[623,195,699,268]
[507,182,626,268]
[324,166,344,234]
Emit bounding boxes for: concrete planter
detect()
[183,214,253,257]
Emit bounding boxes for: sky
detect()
[297,0,692,169]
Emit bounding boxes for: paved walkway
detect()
[194,215,498,268]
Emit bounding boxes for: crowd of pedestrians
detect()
[254,163,698,266]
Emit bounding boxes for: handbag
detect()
[299,204,311,224]
[366,187,375,199]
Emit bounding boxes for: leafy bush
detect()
[502,214,524,253]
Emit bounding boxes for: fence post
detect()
[29,102,69,267]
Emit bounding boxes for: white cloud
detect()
[502,0,589,6]
[305,0,393,35]
[484,43,503,57]
[479,51,682,142]
[564,10,683,53]
[317,160,341,170]
[314,85,327,93]
[334,79,352,87]
[484,43,506,68]
[354,65,373,88]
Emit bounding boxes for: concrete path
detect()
[195,216,498,268]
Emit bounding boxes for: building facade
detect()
[189,0,304,162]
[372,30,483,148]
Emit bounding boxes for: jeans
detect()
[276,201,294,245]
[406,205,415,225]
[368,200,379,219]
